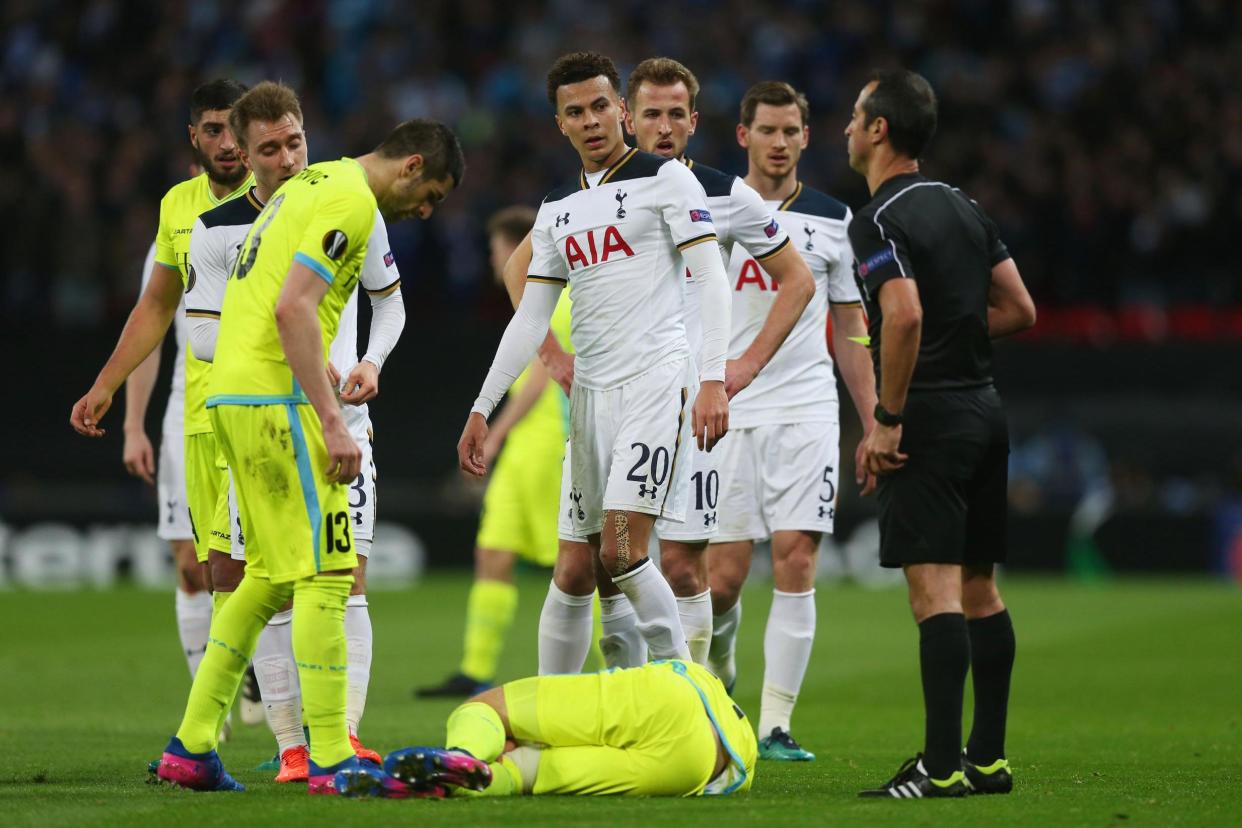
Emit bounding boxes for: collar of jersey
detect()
[578,146,638,189]
[210,173,255,206]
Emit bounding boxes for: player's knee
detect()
[663,561,704,597]
[961,571,1004,619]
[178,558,207,592]
[710,579,741,614]
[774,547,816,587]
[552,543,595,594]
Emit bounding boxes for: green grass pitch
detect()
[1,575,1239,826]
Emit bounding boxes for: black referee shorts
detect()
[876,386,1009,569]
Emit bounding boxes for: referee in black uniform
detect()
[844,70,1037,799]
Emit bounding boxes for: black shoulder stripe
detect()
[686,159,736,199]
[198,193,262,229]
[543,180,581,204]
[782,183,849,221]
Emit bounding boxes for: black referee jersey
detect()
[848,172,1011,391]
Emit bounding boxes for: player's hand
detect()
[855,432,877,496]
[122,426,157,485]
[482,428,506,467]
[458,412,489,478]
[542,350,575,395]
[70,385,113,438]
[692,380,729,452]
[340,360,379,406]
[862,422,907,476]
[322,417,362,483]
[724,357,760,400]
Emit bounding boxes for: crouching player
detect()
[337,660,757,798]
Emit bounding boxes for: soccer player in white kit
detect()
[185,82,405,780]
[460,51,733,664]
[707,82,878,761]
[123,240,212,683]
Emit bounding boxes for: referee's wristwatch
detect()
[874,403,903,427]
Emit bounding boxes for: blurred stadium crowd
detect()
[4,0,1241,329]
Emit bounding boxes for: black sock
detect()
[918,612,971,779]
[966,609,1015,765]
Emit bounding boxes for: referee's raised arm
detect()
[846,69,1032,800]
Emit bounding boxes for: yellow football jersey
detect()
[208,158,377,404]
[507,290,573,444]
[153,172,253,435]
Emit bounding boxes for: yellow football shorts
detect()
[501,660,755,796]
[476,436,564,566]
[208,403,357,583]
[207,454,232,556]
[184,432,227,564]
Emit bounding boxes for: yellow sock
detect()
[446,701,506,760]
[292,573,354,768]
[177,577,290,753]
[460,579,518,681]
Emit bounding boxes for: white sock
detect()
[598,594,647,668]
[537,581,594,675]
[345,594,372,738]
[611,559,690,661]
[174,588,212,679]
[253,609,305,754]
[758,589,816,736]
[709,600,742,690]
[676,590,713,666]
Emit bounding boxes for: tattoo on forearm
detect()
[609,510,631,575]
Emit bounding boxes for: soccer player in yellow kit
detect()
[418,206,575,698]
[366,660,756,798]
[71,80,252,589]
[153,120,464,795]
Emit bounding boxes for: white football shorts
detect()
[156,392,193,541]
[712,421,840,543]
[565,357,696,538]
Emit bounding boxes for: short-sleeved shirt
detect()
[848,172,1011,392]
[153,172,253,434]
[726,182,859,427]
[189,184,401,387]
[527,147,718,391]
[207,158,377,405]
[679,158,791,356]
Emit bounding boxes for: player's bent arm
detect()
[275,262,359,482]
[987,258,1036,338]
[361,286,406,371]
[829,302,878,430]
[71,264,183,437]
[728,245,815,393]
[471,281,562,419]
[875,278,922,416]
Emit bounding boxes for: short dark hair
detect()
[546,51,621,108]
[375,119,466,188]
[190,78,248,125]
[627,57,700,110]
[487,206,537,245]
[862,69,938,159]
[740,81,809,128]
[229,81,303,149]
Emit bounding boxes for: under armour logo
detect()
[804,225,816,250]
[703,512,717,527]
[818,505,834,519]
[569,489,585,521]
[166,501,177,523]
[555,212,571,227]
[615,191,628,219]
[638,484,658,500]
[353,511,363,526]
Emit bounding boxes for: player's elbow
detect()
[1016,296,1037,331]
[783,264,815,306]
[886,304,922,335]
[273,295,305,334]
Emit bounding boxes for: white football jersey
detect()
[679,158,791,355]
[528,148,719,391]
[187,187,401,431]
[726,182,860,427]
[140,240,187,397]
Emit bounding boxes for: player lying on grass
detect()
[334,659,757,798]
